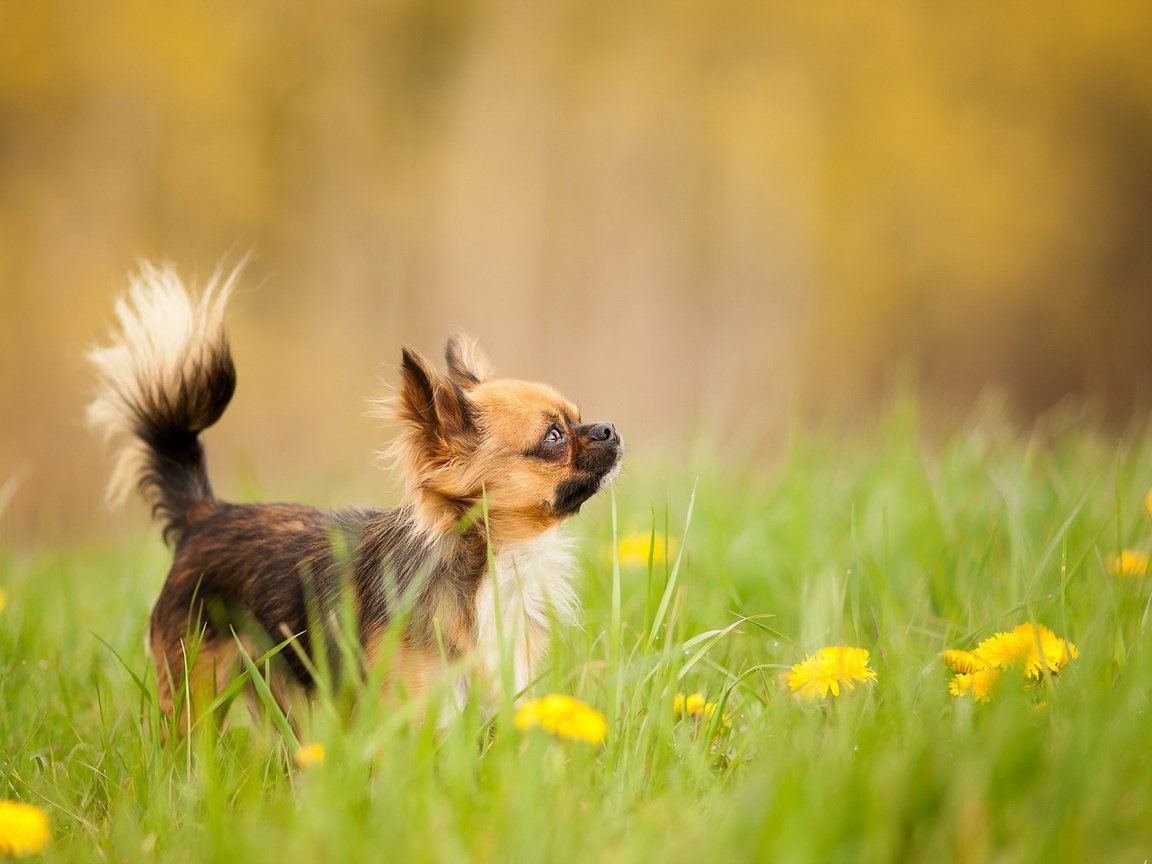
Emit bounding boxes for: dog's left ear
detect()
[399,346,473,446]
[445,333,493,390]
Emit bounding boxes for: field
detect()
[4,402,1152,862]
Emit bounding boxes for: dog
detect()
[87,263,622,724]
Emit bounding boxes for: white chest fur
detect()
[471,527,579,701]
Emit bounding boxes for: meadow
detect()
[3,401,1152,862]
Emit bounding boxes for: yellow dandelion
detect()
[702,701,733,728]
[1107,550,1149,578]
[948,668,1000,703]
[673,692,706,718]
[673,692,732,727]
[616,533,676,568]
[0,800,50,857]
[514,694,608,745]
[0,588,6,615]
[972,629,1029,670]
[947,622,1078,701]
[943,649,991,674]
[293,743,325,768]
[974,623,1079,679]
[1018,623,1079,677]
[787,646,877,700]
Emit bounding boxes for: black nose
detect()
[587,422,617,442]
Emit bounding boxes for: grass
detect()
[5,400,1152,862]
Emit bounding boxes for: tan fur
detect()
[382,374,587,541]
[472,382,583,542]
[445,333,494,386]
[388,640,441,699]
[89,265,622,730]
[153,635,239,730]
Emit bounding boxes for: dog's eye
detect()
[543,425,565,445]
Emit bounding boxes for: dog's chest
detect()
[471,527,579,697]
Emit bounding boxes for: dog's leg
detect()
[150,628,241,736]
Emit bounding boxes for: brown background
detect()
[2,1,1151,543]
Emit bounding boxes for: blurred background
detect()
[2,1,1151,543]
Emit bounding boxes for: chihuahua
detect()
[88,263,622,722]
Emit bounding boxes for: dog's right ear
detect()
[399,347,473,449]
[445,333,493,390]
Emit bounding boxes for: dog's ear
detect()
[399,347,473,446]
[444,333,493,390]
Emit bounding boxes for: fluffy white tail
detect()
[88,262,242,542]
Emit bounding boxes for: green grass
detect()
[5,401,1152,862]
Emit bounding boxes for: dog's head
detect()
[387,334,622,541]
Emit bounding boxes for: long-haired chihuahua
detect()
[88,263,622,723]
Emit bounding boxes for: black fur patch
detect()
[552,423,621,514]
[553,475,604,515]
[134,343,237,545]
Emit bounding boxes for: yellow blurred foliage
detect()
[1,1,1151,539]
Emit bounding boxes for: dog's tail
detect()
[88,262,241,545]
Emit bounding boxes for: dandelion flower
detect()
[787,646,877,700]
[293,743,325,768]
[947,622,1078,701]
[616,533,676,568]
[943,649,990,674]
[673,692,732,728]
[514,695,608,745]
[1107,550,1149,578]
[973,623,1078,679]
[947,668,1000,703]
[702,701,733,728]
[1025,624,1079,676]
[972,629,1030,670]
[0,588,6,614]
[673,692,706,718]
[0,800,50,856]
